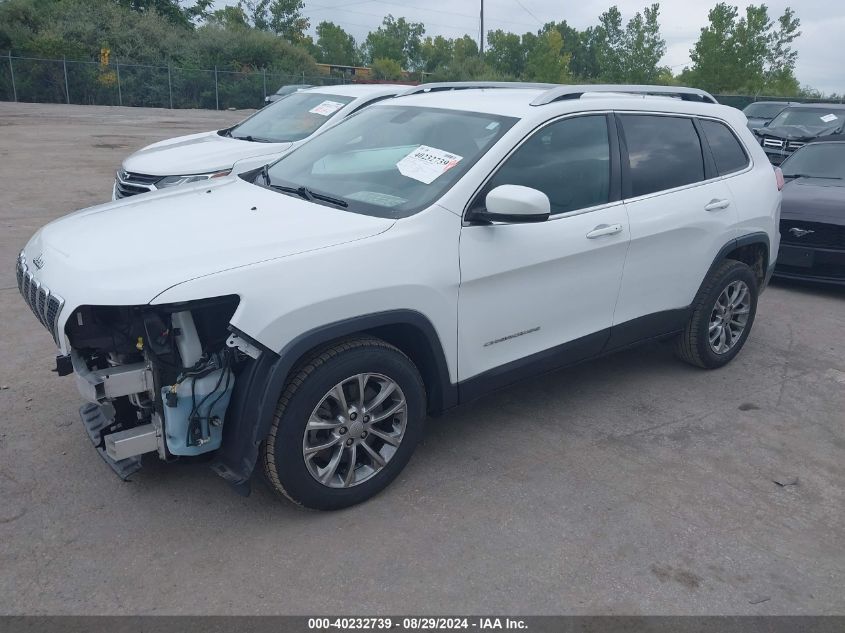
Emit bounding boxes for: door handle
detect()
[704,198,731,211]
[586,223,623,239]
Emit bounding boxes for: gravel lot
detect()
[1,102,844,616]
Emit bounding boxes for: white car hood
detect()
[24,178,395,313]
[122,131,293,176]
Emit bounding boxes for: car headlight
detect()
[156,170,231,189]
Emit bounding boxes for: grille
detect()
[780,221,845,249]
[788,141,805,150]
[114,170,160,198]
[762,137,785,149]
[16,254,64,346]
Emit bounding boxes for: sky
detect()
[218,0,844,94]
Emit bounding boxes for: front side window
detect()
[474,115,611,215]
[231,92,355,143]
[700,119,749,175]
[264,105,517,218]
[620,115,705,197]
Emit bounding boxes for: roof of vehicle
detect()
[302,83,407,98]
[780,102,845,110]
[275,83,311,92]
[379,86,738,122]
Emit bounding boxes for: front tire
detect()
[675,259,759,369]
[261,337,426,510]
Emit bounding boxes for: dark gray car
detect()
[264,84,313,105]
[742,100,795,130]
[754,103,845,165]
[775,138,845,285]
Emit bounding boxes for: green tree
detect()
[765,8,801,94]
[112,0,210,27]
[209,5,249,29]
[525,29,571,83]
[685,2,738,91]
[314,21,359,65]
[544,21,597,80]
[420,35,453,73]
[240,0,308,42]
[685,3,802,95]
[623,3,666,83]
[370,57,403,80]
[732,4,771,92]
[485,29,526,77]
[593,6,625,82]
[364,15,425,70]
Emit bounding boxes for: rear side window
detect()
[700,119,749,175]
[620,115,705,197]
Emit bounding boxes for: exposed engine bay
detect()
[65,296,249,478]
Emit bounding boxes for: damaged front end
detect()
[64,296,248,479]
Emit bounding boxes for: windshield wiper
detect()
[309,190,348,208]
[787,173,843,180]
[232,134,273,143]
[266,181,348,208]
[269,184,312,201]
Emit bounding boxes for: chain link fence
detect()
[2,52,843,111]
[0,53,349,110]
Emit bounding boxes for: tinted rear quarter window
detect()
[620,115,705,197]
[700,119,749,175]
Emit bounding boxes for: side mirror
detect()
[471,184,551,224]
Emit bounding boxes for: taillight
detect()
[774,166,785,191]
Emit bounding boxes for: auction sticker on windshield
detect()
[309,100,346,116]
[820,114,839,123]
[397,145,463,184]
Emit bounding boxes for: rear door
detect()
[610,113,739,345]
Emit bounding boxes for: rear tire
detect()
[261,337,426,510]
[674,259,758,369]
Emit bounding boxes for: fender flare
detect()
[211,309,454,488]
[700,231,771,293]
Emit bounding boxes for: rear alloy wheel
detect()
[675,259,759,369]
[261,337,426,510]
[707,280,752,355]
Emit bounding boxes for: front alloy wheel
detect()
[262,337,426,510]
[303,373,407,488]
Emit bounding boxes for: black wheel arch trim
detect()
[210,310,456,488]
[702,232,771,292]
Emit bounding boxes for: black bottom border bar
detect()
[2,616,845,633]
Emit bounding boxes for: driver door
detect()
[457,114,630,388]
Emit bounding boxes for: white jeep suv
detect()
[113,83,404,199]
[19,84,781,509]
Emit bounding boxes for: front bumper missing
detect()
[71,351,153,404]
[80,403,145,480]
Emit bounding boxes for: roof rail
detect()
[530,84,719,106]
[401,81,557,96]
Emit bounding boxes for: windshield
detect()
[781,143,845,180]
[263,105,518,218]
[743,102,787,119]
[768,108,843,129]
[231,92,354,143]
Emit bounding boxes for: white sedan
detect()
[112,83,405,199]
